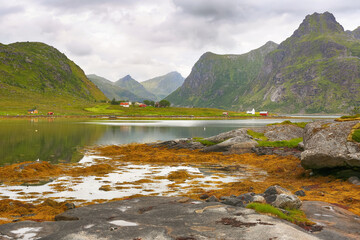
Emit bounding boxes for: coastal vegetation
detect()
[246,202,313,225]
[0,143,358,225]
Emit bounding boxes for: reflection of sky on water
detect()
[87,119,314,145]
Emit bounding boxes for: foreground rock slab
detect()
[0,196,319,240]
[302,201,360,240]
[301,120,360,169]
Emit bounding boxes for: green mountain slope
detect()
[167,12,360,113]
[166,41,278,109]
[114,75,158,101]
[245,12,360,113]
[87,74,144,101]
[0,42,107,113]
[141,71,184,99]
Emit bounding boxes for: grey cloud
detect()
[66,41,93,56]
[0,5,24,18]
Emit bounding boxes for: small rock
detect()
[294,190,306,197]
[200,194,209,199]
[206,196,219,202]
[221,197,244,207]
[264,194,277,204]
[348,176,360,185]
[298,141,305,150]
[272,194,302,210]
[264,185,291,196]
[252,195,266,204]
[236,193,255,203]
[65,202,76,210]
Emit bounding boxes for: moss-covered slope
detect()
[166,41,278,109]
[245,12,360,113]
[0,42,107,111]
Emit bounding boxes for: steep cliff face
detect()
[166,41,278,109]
[247,12,360,113]
[168,12,360,113]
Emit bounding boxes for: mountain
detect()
[114,75,158,101]
[87,74,143,101]
[244,12,360,113]
[141,72,185,99]
[0,42,107,110]
[166,41,278,109]
[167,12,360,113]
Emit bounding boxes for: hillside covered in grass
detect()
[167,12,360,113]
[0,42,107,114]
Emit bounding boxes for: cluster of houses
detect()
[119,102,147,108]
[246,108,268,116]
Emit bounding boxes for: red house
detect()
[260,111,268,116]
[139,104,147,107]
[120,102,130,107]
[47,112,54,115]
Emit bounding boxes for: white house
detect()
[246,108,255,115]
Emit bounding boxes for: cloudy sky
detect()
[1,0,360,82]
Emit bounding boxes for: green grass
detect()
[84,104,254,117]
[246,203,313,225]
[257,137,303,148]
[352,129,360,143]
[267,120,308,128]
[340,114,360,119]
[247,130,268,141]
[192,137,217,146]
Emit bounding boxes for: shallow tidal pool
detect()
[0,154,266,205]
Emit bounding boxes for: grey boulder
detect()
[301,121,360,169]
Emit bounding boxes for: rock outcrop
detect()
[301,121,360,169]
[0,196,319,240]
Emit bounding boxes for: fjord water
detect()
[0,117,334,165]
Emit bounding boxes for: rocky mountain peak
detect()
[120,74,134,82]
[292,12,344,38]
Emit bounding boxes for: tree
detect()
[159,99,170,107]
[144,100,155,106]
[111,98,118,105]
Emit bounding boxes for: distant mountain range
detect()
[0,41,107,110]
[88,72,184,102]
[86,74,142,102]
[141,72,185,100]
[167,12,360,113]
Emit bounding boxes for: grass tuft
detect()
[247,130,268,141]
[267,120,308,128]
[246,202,313,225]
[192,137,217,146]
[352,129,360,143]
[257,138,303,148]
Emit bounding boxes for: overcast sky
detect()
[1,0,360,82]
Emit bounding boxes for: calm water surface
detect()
[0,117,334,165]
